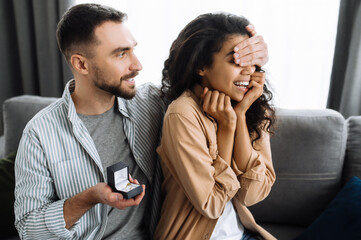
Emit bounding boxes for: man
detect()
[14,3,269,239]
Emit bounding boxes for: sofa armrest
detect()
[3,95,58,156]
[343,116,361,184]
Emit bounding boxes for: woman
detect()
[155,13,276,240]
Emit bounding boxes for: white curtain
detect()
[76,0,340,109]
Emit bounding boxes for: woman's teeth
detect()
[234,81,249,88]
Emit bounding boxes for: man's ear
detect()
[70,54,89,75]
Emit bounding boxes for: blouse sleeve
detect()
[231,131,276,206]
[158,112,240,219]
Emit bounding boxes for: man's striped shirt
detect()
[14,80,165,239]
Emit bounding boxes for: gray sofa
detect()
[1,95,361,240]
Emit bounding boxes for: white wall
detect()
[76,0,340,109]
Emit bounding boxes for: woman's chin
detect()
[231,98,242,106]
[234,95,245,102]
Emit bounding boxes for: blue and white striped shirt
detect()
[14,80,165,239]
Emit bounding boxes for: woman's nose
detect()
[240,65,255,75]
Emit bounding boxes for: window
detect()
[75,0,340,109]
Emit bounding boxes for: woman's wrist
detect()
[218,120,236,132]
[236,111,246,122]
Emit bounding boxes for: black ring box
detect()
[107,161,143,199]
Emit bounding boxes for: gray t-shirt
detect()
[78,102,149,239]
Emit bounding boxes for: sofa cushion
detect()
[0,152,17,238]
[250,108,347,226]
[343,116,361,184]
[296,176,361,240]
[260,223,305,240]
[3,95,57,155]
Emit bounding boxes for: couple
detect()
[14,3,275,240]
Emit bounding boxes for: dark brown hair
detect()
[56,3,127,61]
[161,13,275,144]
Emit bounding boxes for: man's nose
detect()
[130,54,143,71]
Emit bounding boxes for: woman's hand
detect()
[201,88,236,165]
[201,88,237,130]
[234,71,265,116]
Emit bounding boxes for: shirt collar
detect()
[190,84,204,107]
[116,97,131,119]
[190,84,217,123]
[62,79,79,124]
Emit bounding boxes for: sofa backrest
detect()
[250,108,347,227]
[3,95,58,156]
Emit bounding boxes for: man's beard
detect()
[92,65,138,99]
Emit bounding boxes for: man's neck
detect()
[71,78,116,116]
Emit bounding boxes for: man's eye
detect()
[117,52,126,58]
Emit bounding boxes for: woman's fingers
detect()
[202,89,212,110]
[217,93,225,111]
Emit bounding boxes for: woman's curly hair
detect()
[161,13,275,144]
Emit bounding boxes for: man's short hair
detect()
[56,3,127,62]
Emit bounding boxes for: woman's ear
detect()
[198,68,206,76]
[70,54,89,75]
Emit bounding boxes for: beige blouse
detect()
[154,88,276,240]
